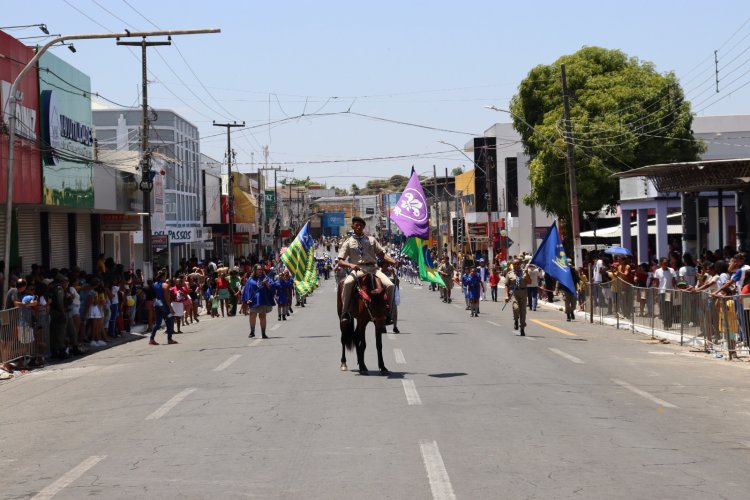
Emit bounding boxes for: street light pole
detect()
[117,36,173,281]
[2,28,219,299]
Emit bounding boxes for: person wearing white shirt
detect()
[652,257,676,329]
[678,253,697,287]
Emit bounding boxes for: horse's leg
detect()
[340,341,347,371]
[357,320,369,375]
[375,321,389,376]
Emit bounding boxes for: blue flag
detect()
[530,221,577,297]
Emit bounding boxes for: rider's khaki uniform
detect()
[338,235,394,316]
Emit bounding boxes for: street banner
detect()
[390,171,429,239]
[530,220,577,297]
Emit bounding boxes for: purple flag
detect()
[390,171,430,239]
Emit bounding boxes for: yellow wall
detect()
[454,170,476,196]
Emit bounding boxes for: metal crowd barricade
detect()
[584,276,750,358]
[0,307,50,369]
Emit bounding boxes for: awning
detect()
[232,187,257,223]
[581,224,682,238]
[612,158,750,192]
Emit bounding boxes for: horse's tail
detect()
[340,314,355,351]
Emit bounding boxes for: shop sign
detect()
[233,232,250,244]
[101,214,141,231]
[193,241,214,250]
[152,233,168,250]
[264,191,276,214]
[168,228,196,242]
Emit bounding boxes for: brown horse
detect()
[337,274,389,375]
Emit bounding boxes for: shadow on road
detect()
[428,372,467,378]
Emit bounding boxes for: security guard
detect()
[505,256,531,335]
[338,217,397,319]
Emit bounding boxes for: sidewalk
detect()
[532,296,750,364]
[0,324,151,384]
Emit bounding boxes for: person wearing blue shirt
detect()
[275,270,292,321]
[242,264,276,339]
[461,268,471,311]
[465,267,482,317]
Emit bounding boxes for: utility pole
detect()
[117,36,172,280]
[445,167,450,256]
[213,121,245,269]
[485,156,493,265]
[560,63,583,267]
[257,165,293,253]
[433,165,440,258]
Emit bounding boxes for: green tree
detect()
[350,183,360,196]
[509,47,704,229]
[451,166,464,176]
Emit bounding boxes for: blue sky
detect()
[4,1,750,188]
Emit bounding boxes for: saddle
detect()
[355,273,385,303]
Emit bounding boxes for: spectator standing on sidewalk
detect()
[652,257,676,329]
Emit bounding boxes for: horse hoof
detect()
[340,364,347,371]
[380,368,390,376]
[359,367,369,375]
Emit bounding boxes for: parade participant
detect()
[465,267,482,317]
[526,263,540,311]
[477,259,489,301]
[337,217,397,321]
[461,267,471,310]
[242,264,275,339]
[559,262,580,321]
[489,267,501,302]
[505,257,531,336]
[149,270,178,345]
[275,270,292,321]
[438,256,455,303]
[381,260,400,333]
[215,271,231,317]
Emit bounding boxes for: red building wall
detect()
[0,31,42,204]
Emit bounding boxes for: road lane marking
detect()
[388,333,397,340]
[611,378,677,408]
[486,321,501,327]
[419,440,456,500]
[530,319,577,336]
[247,339,262,347]
[271,324,281,331]
[32,455,106,500]
[146,388,197,420]
[213,354,242,372]
[402,379,422,405]
[394,348,406,364]
[548,347,584,364]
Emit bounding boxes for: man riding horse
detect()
[338,217,398,322]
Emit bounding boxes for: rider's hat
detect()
[351,216,366,225]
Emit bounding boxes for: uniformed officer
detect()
[505,256,531,335]
[438,256,455,303]
[338,217,397,320]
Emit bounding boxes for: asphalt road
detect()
[2,277,750,499]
